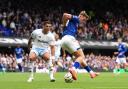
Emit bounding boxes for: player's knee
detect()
[74,50,84,58]
[29,52,37,61]
[43,56,50,62]
[75,56,84,63]
[81,60,87,67]
[29,55,36,61]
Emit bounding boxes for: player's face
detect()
[44,23,52,32]
[78,15,87,22]
[17,45,20,48]
[118,39,122,43]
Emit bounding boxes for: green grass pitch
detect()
[0,72,128,89]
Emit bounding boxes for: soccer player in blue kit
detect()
[114,38,128,73]
[61,11,99,80]
[14,45,24,72]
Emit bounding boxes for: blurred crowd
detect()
[0,0,128,72]
[1,52,127,72]
[0,0,127,41]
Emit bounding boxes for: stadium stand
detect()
[0,0,128,72]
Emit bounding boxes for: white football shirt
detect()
[31,29,55,48]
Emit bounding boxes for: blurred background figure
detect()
[14,45,24,72]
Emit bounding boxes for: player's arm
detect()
[62,48,66,62]
[50,44,55,60]
[122,44,127,54]
[49,38,55,60]
[62,13,72,26]
[28,36,33,51]
[49,34,56,60]
[28,31,35,51]
[14,48,16,58]
[114,52,118,55]
[114,44,119,55]
[22,48,25,55]
[63,13,72,20]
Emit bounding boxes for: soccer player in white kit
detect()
[27,21,55,82]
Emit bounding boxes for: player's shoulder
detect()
[119,43,126,47]
[71,15,79,21]
[48,32,54,36]
[121,43,125,45]
[14,48,17,50]
[72,15,78,19]
[32,29,42,33]
[47,32,55,40]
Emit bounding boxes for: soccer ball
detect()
[64,72,73,83]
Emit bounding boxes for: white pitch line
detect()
[95,87,128,89]
[37,88,83,89]
[37,87,128,89]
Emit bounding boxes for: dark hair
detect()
[43,21,51,26]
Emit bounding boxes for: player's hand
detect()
[114,52,118,55]
[51,56,55,61]
[28,47,31,52]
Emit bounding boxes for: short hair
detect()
[79,11,90,20]
[118,38,122,40]
[43,20,51,26]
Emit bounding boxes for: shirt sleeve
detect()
[14,48,16,53]
[48,34,55,46]
[123,44,127,52]
[21,48,24,52]
[31,30,36,39]
[71,15,79,23]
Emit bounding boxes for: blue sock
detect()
[73,62,80,69]
[18,64,22,72]
[84,66,92,73]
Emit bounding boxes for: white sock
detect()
[72,67,77,72]
[47,59,54,80]
[89,70,94,74]
[49,69,54,79]
[29,61,34,78]
[22,67,24,72]
[2,68,6,73]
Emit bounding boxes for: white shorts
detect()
[16,58,23,64]
[30,47,49,57]
[116,57,126,64]
[61,35,80,54]
[66,56,72,62]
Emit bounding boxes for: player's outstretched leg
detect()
[81,58,99,78]
[47,59,55,82]
[69,61,79,80]
[69,49,99,80]
[49,66,55,82]
[27,52,36,82]
[27,61,34,82]
[57,61,63,68]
